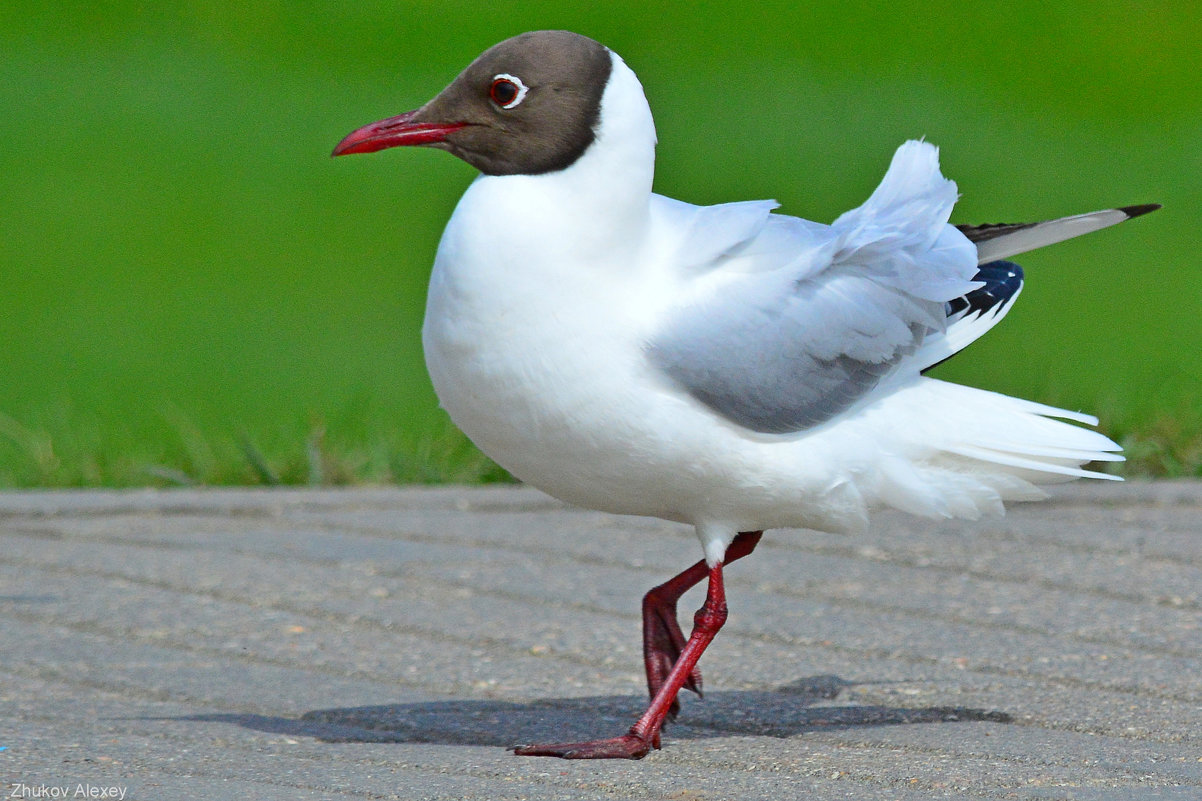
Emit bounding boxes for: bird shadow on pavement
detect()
[178,674,1012,748]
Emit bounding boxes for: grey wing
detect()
[647,267,947,434]
[646,140,981,435]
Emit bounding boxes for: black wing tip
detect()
[945,260,1024,320]
[1120,203,1162,219]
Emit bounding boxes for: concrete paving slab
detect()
[2,482,1200,799]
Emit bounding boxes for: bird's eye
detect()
[489,74,528,109]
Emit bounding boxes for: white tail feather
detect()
[944,444,1122,481]
[867,378,1123,521]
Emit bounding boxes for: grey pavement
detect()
[1,481,1200,800]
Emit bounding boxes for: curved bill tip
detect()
[332,110,468,157]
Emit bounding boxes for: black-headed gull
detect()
[333,30,1158,759]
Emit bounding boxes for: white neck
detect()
[453,53,658,261]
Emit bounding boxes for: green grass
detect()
[0,403,514,487]
[0,2,1198,486]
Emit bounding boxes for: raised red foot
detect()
[511,731,656,760]
[642,531,763,714]
[644,580,704,715]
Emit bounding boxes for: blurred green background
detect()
[0,1,1198,486]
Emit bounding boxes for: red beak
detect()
[331,110,468,157]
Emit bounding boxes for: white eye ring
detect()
[490,73,529,109]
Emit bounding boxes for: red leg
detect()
[642,559,707,716]
[642,531,763,716]
[512,531,762,760]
